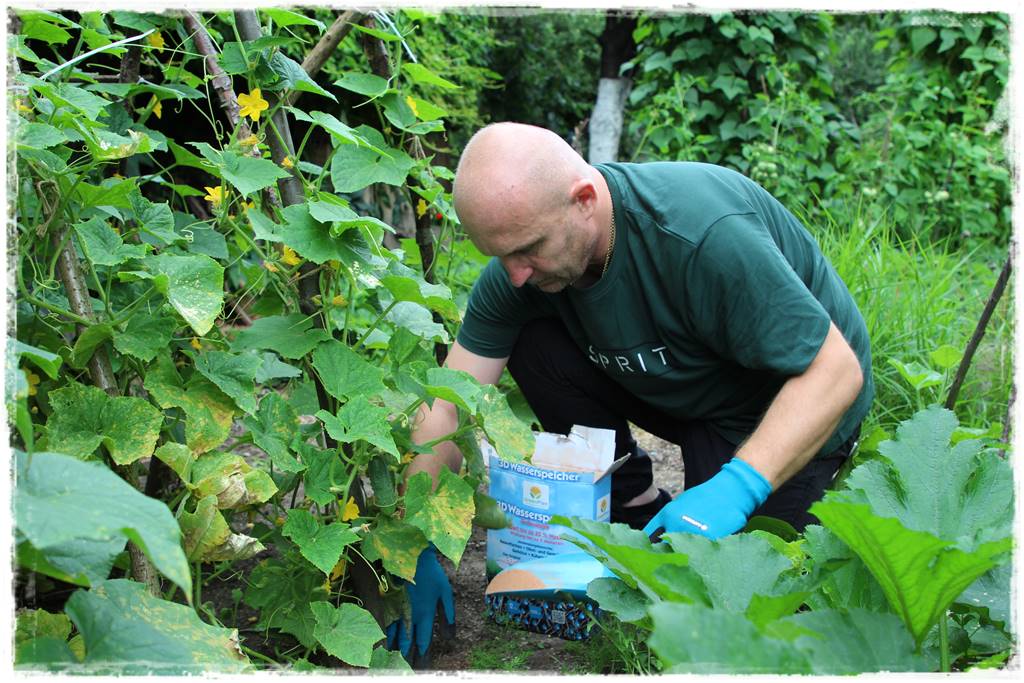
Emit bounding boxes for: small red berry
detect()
[434,212,443,220]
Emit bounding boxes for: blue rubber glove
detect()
[385,545,455,668]
[642,458,772,539]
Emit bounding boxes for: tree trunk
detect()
[588,13,637,164]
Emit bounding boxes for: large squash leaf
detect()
[65,579,250,674]
[14,451,191,596]
[310,602,386,667]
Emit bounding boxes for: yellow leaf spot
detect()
[416,198,428,218]
[203,186,224,209]
[15,98,32,113]
[190,337,202,351]
[281,156,294,169]
[147,31,165,51]
[405,95,419,117]
[264,261,279,273]
[237,88,269,122]
[342,496,360,522]
[26,371,40,397]
[330,557,347,582]
[240,133,259,148]
[281,245,302,266]
[149,95,162,119]
[331,295,347,307]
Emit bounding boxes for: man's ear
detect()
[568,177,598,218]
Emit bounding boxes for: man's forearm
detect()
[406,399,463,488]
[736,322,864,489]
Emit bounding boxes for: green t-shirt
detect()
[457,162,873,456]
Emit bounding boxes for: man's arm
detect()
[735,321,865,489]
[406,341,509,487]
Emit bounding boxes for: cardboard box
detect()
[483,425,626,639]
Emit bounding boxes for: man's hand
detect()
[642,458,772,539]
[385,545,455,668]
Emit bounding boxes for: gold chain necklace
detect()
[600,207,616,277]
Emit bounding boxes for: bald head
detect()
[453,123,592,244]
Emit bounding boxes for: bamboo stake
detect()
[286,11,363,107]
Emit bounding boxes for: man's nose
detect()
[501,256,533,288]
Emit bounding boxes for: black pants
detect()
[506,318,858,531]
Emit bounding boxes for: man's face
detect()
[469,206,594,292]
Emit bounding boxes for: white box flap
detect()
[530,424,616,474]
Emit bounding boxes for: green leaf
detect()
[145,253,224,335]
[282,509,359,575]
[144,355,236,453]
[477,385,535,462]
[231,313,332,360]
[262,7,325,31]
[381,260,459,320]
[15,452,191,597]
[402,63,460,90]
[190,143,290,197]
[929,344,962,370]
[334,72,389,98]
[310,602,386,667]
[17,121,69,148]
[311,340,386,401]
[193,351,260,416]
[801,525,888,612]
[316,398,399,457]
[290,111,373,148]
[404,469,475,565]
[386,301,450,343]
[845,406,1013,548]
[243,393,304,473]
[180,496,264,562]
[253,351,301,383]
[73,216,147,267]
[26,78,109,118]
[782,608,929,673]
[956,563,1010,626]
[250,203,383,266]
[887,358,943,391]
[350,23,400,41]
[15,636,79,669]
[45,381,163,465]
[191,451,278,510]
[662,532,793,612]
[811,499,1010,646]
[154,442,194,483]
[369,646,413,672]
[910,26,938,54]
[20,12,74,44]
[10,340,63,379]
[553,516,694,602]
[128,191,181,245]
[268,53,336,101]
[420,367,481,413]
[16,536,123,587]
[68,323,113,370]
[244,553,326,648]
[65,579,250,673]
[587,577,650,623]
[361,517,428,582]
[331,125,415,192]
[15,608,72,647]
[648,603,810,673]
[113,313,178,363]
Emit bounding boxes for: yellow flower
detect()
[112,172,125,180]
[15,98,32,113]
[147,31,165,51]
[274,516,285,526]
[237,88,269,122]
[190,337,202,350]
[331,294,347,307]
[327,260,341,270]
[242,201,255,213]
[322,577,332,593]
[416,198,428,218]
[281,245,302,266]
[342,496,360,522]
[264,261,279,273]
[203,186,224,208]
[240,133,259,148]
[280,156,294,169]
[149,95,162,119]
[26,371,40,397]
[330,558,347,582]
[405,95,419,117]
[401,452,414,465]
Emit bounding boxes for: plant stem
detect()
[939,611,951,672]
[240,645,279,666]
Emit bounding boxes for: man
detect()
[387,122,873,664]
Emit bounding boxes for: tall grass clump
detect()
[808,201,1012,439]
